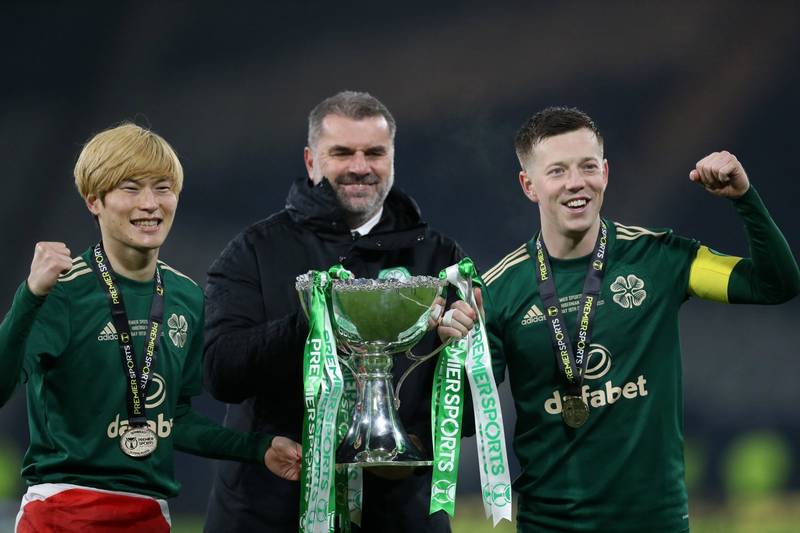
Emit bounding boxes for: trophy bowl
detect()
[296,273,446,466]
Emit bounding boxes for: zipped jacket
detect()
[202,176,462,531]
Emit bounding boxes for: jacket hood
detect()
[284,176,427,236]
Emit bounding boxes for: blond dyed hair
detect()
[74,123,184,199]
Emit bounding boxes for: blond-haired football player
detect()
[0,123,286,532]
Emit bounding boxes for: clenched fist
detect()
[437,287,483,341]
[27,242,73,297]
[689,150,750,199]
[265,436,302,481]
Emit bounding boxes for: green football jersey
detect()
[484,221,697,532]
[2,248,269,499]
[481,187,799,532]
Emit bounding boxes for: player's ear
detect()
[303,146,315,181]
[519,170,539,203]
[85,193,102,216]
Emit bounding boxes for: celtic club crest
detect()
[610,275,646,308]
[167,313,188,347]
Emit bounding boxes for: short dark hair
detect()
[514,106,603,166]
[307,90,396,148]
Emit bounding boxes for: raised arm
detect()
[0,284,41,407]
[687,151,800,304]
[0,243,72,406]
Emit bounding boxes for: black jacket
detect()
[203,177,462,532]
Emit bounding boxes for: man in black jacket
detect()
[203,91,463,532]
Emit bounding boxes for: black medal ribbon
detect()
[90,242,164,428]
[534,222,608,426]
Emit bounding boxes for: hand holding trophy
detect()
[295,260,511,533]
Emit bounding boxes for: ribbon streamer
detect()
[430,258,513,525]
[300,266,360,533]
[300,271,345,533]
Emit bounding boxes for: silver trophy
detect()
[296,273,448,466]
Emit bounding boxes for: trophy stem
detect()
[336,351,431,467]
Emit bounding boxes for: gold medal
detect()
[561,395,589,428]
[120,426,158,458]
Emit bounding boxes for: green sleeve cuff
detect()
[732,184,760,208]
[172,404,277,465]
[17,281,47,310]
[253,432,276,464]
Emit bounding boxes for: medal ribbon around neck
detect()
[90,242,163,430]
[534,221,608,421]
[430,258,512,525]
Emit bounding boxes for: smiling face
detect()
[519,127,608,251]
[304,114,394,228]
[86,176,178,257]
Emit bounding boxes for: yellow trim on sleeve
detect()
[688,246,743,303]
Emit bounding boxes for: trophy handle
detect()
[393,336,454,409]
[394,275,477,409]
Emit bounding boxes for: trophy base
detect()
[336,433,431,467]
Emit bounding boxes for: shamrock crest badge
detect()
[168,313,188,347]
[610,274,647,309]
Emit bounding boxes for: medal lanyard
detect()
[534,222,608,397]
[90,243,164,427]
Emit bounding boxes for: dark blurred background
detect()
[1,1,799,530]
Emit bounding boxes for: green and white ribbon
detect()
[334,372,360,532]
[430,333,468,516]
[329,265,362,531]
[430,258,513,525]
[300,270,346,533]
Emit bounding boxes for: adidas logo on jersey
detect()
[98,322,118,341]
[521,304,546,325]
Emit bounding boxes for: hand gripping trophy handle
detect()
[395,274,474,407]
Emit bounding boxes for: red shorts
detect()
[16,483,171,532]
